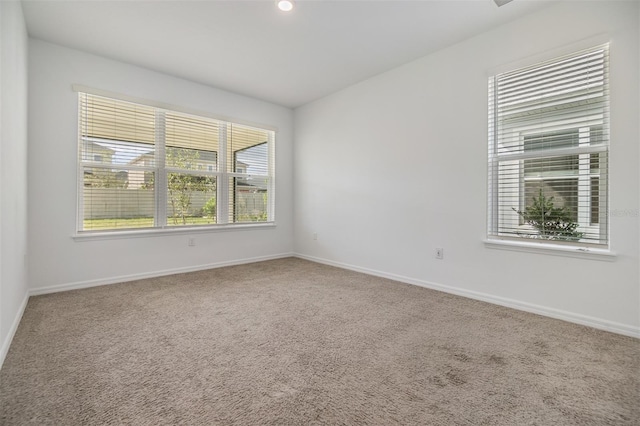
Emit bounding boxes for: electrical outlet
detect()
[435,248,444,260]
[313,233,318,241]
[188,237,196,247]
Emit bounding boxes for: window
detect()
[78,92,274,233]
[488,44,609,246]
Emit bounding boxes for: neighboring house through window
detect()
[487,44,609,246]
[78,92,275,232]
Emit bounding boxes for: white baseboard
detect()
[14,250,638,365]
[295,254,640,339]
[29,252,295,296]
[0,293,29,369]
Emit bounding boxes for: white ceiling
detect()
[22,0,555,108]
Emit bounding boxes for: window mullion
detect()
[218,123,229,224]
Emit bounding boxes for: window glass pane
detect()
[235,142,268,175]
[82,139,156,167]
[228,124,270,174]
[230,176,268,223]
[589,153,600,172]
[523,129,579,152]
[165,112,218,171]
[524,155,579,178]
[166,147,217,172]
[166,174,216,226]
[524,178,579,222]
[590,177,600,225]
[83,167,155,230]
[589,126,604,146]
[80,94,157,167]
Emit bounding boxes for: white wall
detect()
[0,0,29,363]
[28,39,294,292]
[294,1,640,335]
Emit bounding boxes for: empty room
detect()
[1,0,638,424]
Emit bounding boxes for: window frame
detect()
[75,89,276,237]
[487,44,610,251]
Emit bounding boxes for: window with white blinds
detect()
[488,44,609,246]
[78,92,274,232]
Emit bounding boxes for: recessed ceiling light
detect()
[277,0,294,12]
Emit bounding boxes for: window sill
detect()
[73,222,276,242]
[483,238,616,261]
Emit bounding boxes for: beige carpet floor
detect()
[1,257,638,425]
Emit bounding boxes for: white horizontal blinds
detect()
[489,44,609,245]
[77,91,275,232]
[79,93,156,231]
[79,93,155,145]
[164,112,218,226]
[228,124,272,223]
